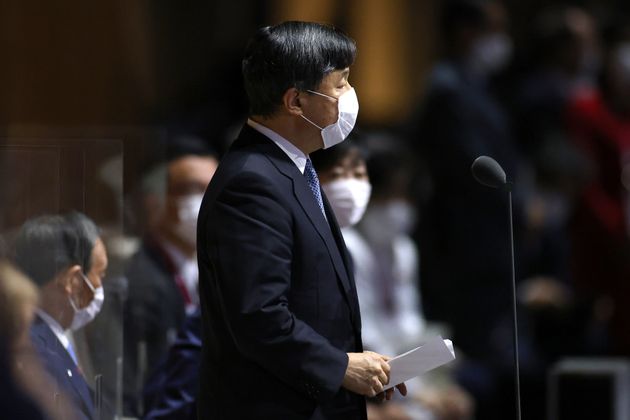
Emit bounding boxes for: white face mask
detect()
[470,33,512,76]
[360,200,417,245]
[68,272,104,331]
[322,178,372,228]
[301,87,359,149]
[173,193,204,247]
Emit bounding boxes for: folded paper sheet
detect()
[385,336,456,389]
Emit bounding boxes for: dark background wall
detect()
[0,0,625,232]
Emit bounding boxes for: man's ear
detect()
[57,265,82,296]
[283,87,303,116]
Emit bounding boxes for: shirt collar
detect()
[159,237,195,272]
[36,308,70,350]
[247,118,308,174]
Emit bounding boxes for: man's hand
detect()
[342,351,392,397]
[377,382,408,402]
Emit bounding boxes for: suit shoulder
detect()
[219,145,277,177]
[29,322,48,350]
[125,245,171,286]
[207,147,288,200]
[29,323,66,373]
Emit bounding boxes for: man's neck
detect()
[250,115,320,155]
[39,299,71,331]
[155,226,196,259]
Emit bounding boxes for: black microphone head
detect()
[471,156,507,189]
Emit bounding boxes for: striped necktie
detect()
[304,158,326,217]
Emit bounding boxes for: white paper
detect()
[385,336,456,389]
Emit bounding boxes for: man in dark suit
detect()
[123,144,218,415]
[143,309,202,420]
[14,212,109,420]
[197,21,405,420]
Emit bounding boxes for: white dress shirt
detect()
[160,238,199,314]
[247,118,308,174]
[35,308,78,364]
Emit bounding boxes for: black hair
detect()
[310,136,367,174]
[530,6,592,65]
[166,133,219,163]
[64,211,101,273]
[0,235,7,260]
[13,212,100,286]
[440,0,488,40]
[363,134,413,199]
[242,21,356,117]
[601,19,630,51]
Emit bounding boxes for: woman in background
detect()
[312,135,473,420]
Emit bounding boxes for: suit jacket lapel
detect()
[291,173,354,302]
[322,192,363,330]
[238,126,355,309]
[322,192,353,284]
[33,316,95,417]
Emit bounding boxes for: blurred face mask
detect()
[173,193,204,247]
[301,87,359,149]
[68,272,104,331]
[322,178,372,228]
[360,200,417,244]
[470,33,512,76]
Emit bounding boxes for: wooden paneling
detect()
[270,0,338,24]
[256,0,438,126]
[0,137,124,232]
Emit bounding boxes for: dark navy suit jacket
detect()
[30,315,94,420]
[144,310,202,420]
[197,125,365,419]
[123,236,187,416]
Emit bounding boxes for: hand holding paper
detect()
[385,336,456,390]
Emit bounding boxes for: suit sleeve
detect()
[204,170,349,402]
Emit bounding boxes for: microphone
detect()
[471,156,521,420]
[471,155,507,189]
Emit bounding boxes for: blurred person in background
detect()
[499,9,603,416]
[513,6,599,164]
[142,309,202,420]
[565,20,630,357]
[14,212,109,420]
[510,8,596,284]
[405,1,522,418]
[123,136,218,416]
[312,137,473,420]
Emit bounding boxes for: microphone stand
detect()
[507,182,521,420]
[471,156,522,420]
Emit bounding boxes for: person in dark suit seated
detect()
[143,309,201,420]
[123,141,218,416]
[197,21,406,420]
[14,212,109,420]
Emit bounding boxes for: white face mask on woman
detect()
[68,272,104,331]
[360,200,417,245]
[322,178,372,228]
[301,87,359,149]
